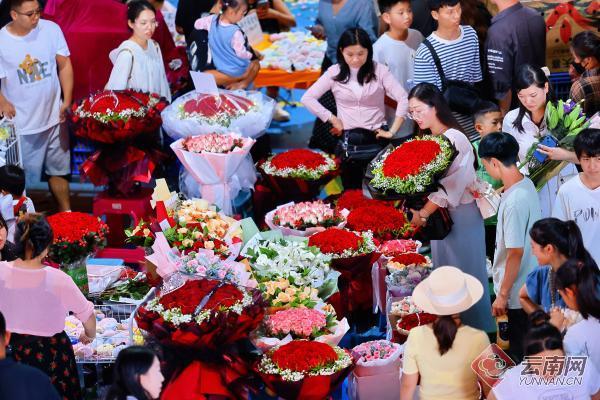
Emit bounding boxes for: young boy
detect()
[552,128,600,265]
[479,132,541,363]
[373,0,423,138]
[0,164,35,242]
[472,101,503,258]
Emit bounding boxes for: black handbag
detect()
[423,39,482,115]
[338,127,386,162]
[405,196,454,241]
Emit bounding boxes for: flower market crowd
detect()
[0,0,599,399]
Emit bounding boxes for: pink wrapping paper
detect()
[170,136,256,215]
[348,371,401,400]
[146,233,180,278]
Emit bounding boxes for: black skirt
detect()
[10,331,82,400]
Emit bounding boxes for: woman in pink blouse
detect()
[301,28,409,189]
[0,214,95,400]
[405,83,494,333]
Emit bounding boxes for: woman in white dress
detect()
[407,83,495,333]
[106,0,171,102]
[502,65,578,217]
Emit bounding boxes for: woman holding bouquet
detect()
[0,214,95,400]
[502,64,579,217]
[301,28,409,189]
[106,0,171,102]
[405,83,494,332]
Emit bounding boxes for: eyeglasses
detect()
[407,106,432,120]
[14,8,41,18]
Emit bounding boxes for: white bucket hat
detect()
[412,266,483,316]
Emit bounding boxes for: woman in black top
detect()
[0,214,19,262]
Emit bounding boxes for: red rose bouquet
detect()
[346,204,416,240]
[47,212,109,264]
[137,278,266,400]
[369,135,455,197]
[396,312,437,336]
[379,239,422,258]
[386,253,431,272]
[309,228,381,317]
[334,189,391,213]
[260,149,339,202]
[71,90,169,195]
[257,340,353,400]
[47,212,108,294]
[135,278,265,350]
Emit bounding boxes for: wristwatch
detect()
[419,211,429,223]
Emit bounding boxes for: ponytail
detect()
[433,315,459,355]
[15,213,53,260]
[530,218,593,264]
[556,258,600,320]
[524,310,563,356]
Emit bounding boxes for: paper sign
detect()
[190,71,220,96]
[238,12,264,46]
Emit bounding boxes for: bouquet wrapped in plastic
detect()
[251,304,349,352]
[161,90,275,140]
[346,204,416,241]
[259,149,339,202]
[256,340,353,400]
[348,340,402,400]
[171,133,256,215]
[136,278,266,399]
[308,228,381,317]
[520,99,590,191]
[265,200,347,237]
[385,263,431,298]
[71,90,168,195]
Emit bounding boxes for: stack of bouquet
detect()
[348,340,402,400]
[259,149,338,202]
[265,200,347,237]
[136,278,266,399]
[161,89,275,140]
[308,228,380,318]
[384,253,432,298]
[386,296,436,343]
[47,212,109,294]
[170,132,256,215]
[521,99,590,190]
[71,89,168,195]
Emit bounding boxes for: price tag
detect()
[190,71,219,96]
[238,12,264,46]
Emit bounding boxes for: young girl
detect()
[554,258,600,372]
[405,82,494,333]
[301,28,408,189]
[194,0,255,79]
[106,0,171,101]
[519,218,593,313]
[490,310,600,399]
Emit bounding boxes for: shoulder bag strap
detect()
[117,48,135,86]
[423,39,447,91]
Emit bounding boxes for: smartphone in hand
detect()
[533,135,559,163]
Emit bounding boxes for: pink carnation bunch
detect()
[351,340,399,363]
[266,308,327,339]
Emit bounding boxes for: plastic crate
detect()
[549,72,572,101]
[71,138,95,178]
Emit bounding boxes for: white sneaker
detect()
[272,103,291,122]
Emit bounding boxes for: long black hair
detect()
[105,346,158,400]
[513,64,553,134]
[127,0,155,23]
[556,258,600,320]
[433,315,458,355]
[408,83,464,134]
[334,28,376,85]
[529,218,593,266]
[571,31,600,64]
[524,310,564,357]
[15,213,53,260]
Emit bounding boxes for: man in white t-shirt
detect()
[0,0,73,211]
[552,129,600,266]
